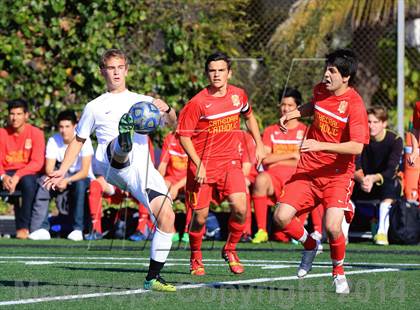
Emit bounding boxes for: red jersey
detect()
[262,122,307,175]
[177,85,252,178]
[413,101,420,129]
[0,124,45,177]
[298,83,369,176]
[160,132,188,181]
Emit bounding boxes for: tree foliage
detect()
[0,0,250,134]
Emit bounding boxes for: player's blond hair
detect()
[99,49,128,69]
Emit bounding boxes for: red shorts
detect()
[186,162,246,210]
[280,172,355,222]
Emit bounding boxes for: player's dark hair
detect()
[325,49,358,85]
[99,48,129,69]
[57,109,77,125]
[367,105,388,122]
[205,52,231,73]
[7,99,29,113]
[279,87,303,106]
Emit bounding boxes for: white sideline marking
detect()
[0,255,419,267]
[0,268,399,306]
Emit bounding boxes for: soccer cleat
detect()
[297,240,323,278]
[118,113,134,152]
[129,230,147,242]
[144,275,176,292]
[251,229,268,244]
[222,249,244,274]
[28,228,51,240]
[190,258,206,276]
[84,231,104,241]
[67,230,83,241]
[374,233,389,246]
[181,233,189,243]
[333,275,350,294]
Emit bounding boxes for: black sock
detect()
[146,259,165,281]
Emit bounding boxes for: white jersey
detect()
[76,89,168,207]
[76,89,154,175]
[46,133,95,179]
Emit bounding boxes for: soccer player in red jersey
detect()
[177,52,265,275]
[251,88,307,244]
[273,49,369,294]
[158,131,191,243]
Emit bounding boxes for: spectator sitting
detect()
[352,106,403,246]
[157,131,190,243]
[28,110,94,241]
[0,99,45,239]
[251,87,308,243]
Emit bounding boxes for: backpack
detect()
[388,199,420,245]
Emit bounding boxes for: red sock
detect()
[136,203,149,233]
[283,217,316,250]
[88,180,103,233]
[311,204,324,234]
[189,226,205,260]
[252,195,267,231]
[244,193,252,235]
[225,217,246,251]
[330,233,346,276]
[184,206,192,233]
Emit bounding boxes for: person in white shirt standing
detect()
[44,49,177,292]
[29,110,94,241]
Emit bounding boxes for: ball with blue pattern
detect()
[129,101,161,134]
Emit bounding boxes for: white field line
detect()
[0,268,399,306]
[0,255,418,267]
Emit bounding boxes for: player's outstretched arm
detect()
[279,103,314,132]
[154,99,177,128]
[301,139,363,155]
[43,136,85,190]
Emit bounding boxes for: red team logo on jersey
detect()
[338,101,348,114]
[231,95,240,107]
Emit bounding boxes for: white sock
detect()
[298,229,309,243]
[150,228,173,263]
[377,201,392,235]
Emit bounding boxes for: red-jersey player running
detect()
[273,49,368,294]
[177,52,264,276]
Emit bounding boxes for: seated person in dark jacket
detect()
[352,106,403,246]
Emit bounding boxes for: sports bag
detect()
[388,199,420,245]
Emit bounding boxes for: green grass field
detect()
[0,239,419,309]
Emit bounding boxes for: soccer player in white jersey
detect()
[44,49,177,292]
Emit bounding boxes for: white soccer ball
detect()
[129,101,161,134]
